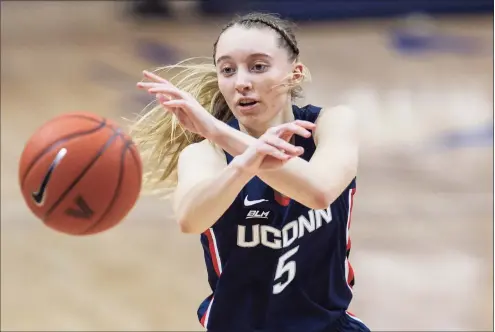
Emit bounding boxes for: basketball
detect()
[18,112,143,236]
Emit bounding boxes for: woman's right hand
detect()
[137,70,218,138]
[232,120,315,174]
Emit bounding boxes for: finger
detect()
[274,123,312,139]
[136,82,183,98]
[148,86,183,96]
[136,82,163,89]
[256,143,291,160]
[287,123,313,137]
[146,84,191,102]
[142,70,169,84]
[149,88,185,102]
[293,120,317,130]
[162,99,188,108]
[262,135,303,156]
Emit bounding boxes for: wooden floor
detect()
[1,2,493,331]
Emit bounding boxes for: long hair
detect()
[129,13,310,196]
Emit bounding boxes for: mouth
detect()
[237,98,259,111]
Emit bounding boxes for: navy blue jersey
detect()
[197,104,361,332]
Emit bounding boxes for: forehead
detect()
[215,25,284,61]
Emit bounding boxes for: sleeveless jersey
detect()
[197,104,357,332]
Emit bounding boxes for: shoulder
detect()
[316,104,356,122]
[179,139,227,165]
[313,105,358,145]
[294,103,356,124]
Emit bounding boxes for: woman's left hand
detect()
[137,70,218,138]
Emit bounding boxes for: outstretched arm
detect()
[138,73,358,210]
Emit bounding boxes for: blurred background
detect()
[1,1,493,331]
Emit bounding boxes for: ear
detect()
[291,63,304,83]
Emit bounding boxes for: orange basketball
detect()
[18,112,143,236]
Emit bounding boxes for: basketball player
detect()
[133,12,369,332]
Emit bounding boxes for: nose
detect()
[234,70,252,93]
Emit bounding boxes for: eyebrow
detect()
[216,53,273,64]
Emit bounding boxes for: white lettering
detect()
[282,220,298,248]
[260,225,281,249]
[237,225,260,247]
[315,207,332,228]
[273,246,299,294]
[237,206,334,295]
[298,211,315,237]
[247,210,270,219]
[237,207,333,249]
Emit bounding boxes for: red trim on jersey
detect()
[275,192,290,206]
[204,228,221,277]
[200,297,214,327]
[201,229,222,329]
[200,310,207,327]
[346,188,356,290]
[346,310,364,323]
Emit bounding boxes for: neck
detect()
[240,101,295,138]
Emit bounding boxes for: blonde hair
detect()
[128,57,231,195]
[129,13,311,196]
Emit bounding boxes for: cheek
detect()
[258,78,290,101]
[260,74,291,110]
[218,80,233,99]
[259,70,291,93]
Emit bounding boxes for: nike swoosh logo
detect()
[65,195,94,219]
[244,195,268,207]
[32,148,67,206]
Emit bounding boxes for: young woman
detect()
[132,12,368,332]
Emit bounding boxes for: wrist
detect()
[229,154,258,179]
[204,117,225,142]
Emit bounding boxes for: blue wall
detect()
[200,0,493,21]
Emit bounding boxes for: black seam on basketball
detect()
[80,134,129,235]
[44,129,121,220]
[20,119,107,190]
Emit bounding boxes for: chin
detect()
[238,109,265,123]
[239,113,271,134]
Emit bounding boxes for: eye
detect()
[252,63,268,73]
[220,66,236,76]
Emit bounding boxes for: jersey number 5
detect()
[273,246,299,294]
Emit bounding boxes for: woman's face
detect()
[215,25,299,130]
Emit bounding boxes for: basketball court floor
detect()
[1,2,493,331]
